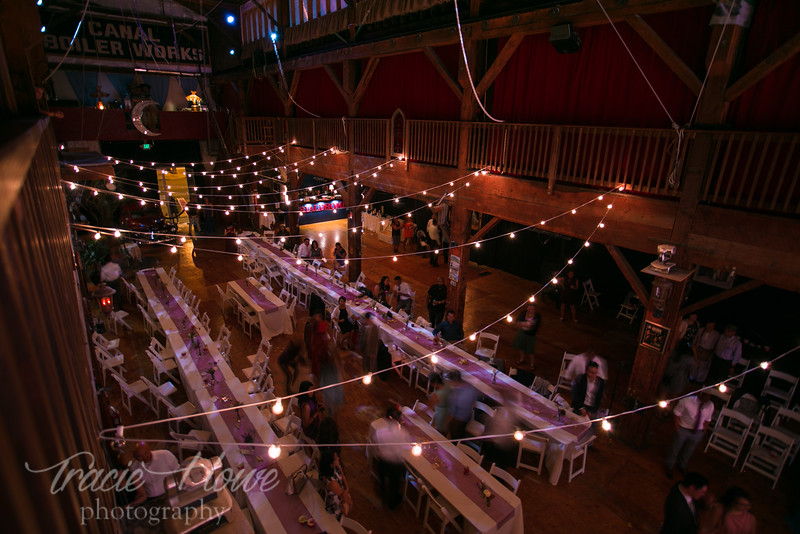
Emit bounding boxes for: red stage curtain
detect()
[251,78,285,116]
[294,67,349,117]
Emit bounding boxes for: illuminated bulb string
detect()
[271,36,319,118]
[96,206,616,438]
[98,344,800,452]
[70,185,622,263]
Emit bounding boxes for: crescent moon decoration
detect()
[131,100,162,137]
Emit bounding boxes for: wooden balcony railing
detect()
[239,116,800,215]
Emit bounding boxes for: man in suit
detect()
[661,472,709,534]
[571,361,606,418]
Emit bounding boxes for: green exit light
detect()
[142,143,152,150]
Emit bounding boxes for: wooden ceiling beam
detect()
[423,47,462,100]
[475,33,525,97]
[468,216,501,243]
[625,15,702,95]
[725,31,800,102]
[605,244,650,305]
[216,0,713,82]
[352,57,380,108]
[323,64,352,104]
[679,279,764,316]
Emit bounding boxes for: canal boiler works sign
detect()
[42,13,209,73]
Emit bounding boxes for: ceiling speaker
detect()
[549,23,581,54]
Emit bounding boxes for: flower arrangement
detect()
[477,481,495,507]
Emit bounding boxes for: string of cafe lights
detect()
[62,161,493,217]
[69,182,622,264]
[99,201,614,434]
[97,213,798,458]
[99,343,797,457]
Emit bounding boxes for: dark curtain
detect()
[293,67,348,118]
[358,51,461,119]
[65,70,99,106]
[490,7,713,128]
[250,78,286,116]
[727,0,800,130]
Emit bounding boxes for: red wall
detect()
[51,109,228,141]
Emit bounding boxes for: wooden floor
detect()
[103,220,797,534]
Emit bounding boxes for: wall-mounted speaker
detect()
[549,23,581,54]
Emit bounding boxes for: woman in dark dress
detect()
[559,270,579,322]
[297,380,323,440]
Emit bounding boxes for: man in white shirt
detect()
[392,276,413,314]
[297,238,311,260]
[563,349,608,384]
[665,392,714,478]
[100,255,123,309]
[129,443,180,505]
[427,218,441,266]
[706,324,742,386]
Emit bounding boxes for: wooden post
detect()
[546,126,562,195]
[447,203,472,320]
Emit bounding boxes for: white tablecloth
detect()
[362,212,392,243]
[369,408,523,534]
[137,268,343,534]
[227,277,292,339]
[240,237,590,484]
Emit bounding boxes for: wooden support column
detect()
[448,202,472,320]
[627,275,690,402]
[286,143,300,235]
[627,11,749,404]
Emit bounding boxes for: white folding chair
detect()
[403,466,427,518]
[489,462,521,494]
[109,310,133,334]
[111,374,150,416]
[146,349,181,385]
[415,357,435,395]
[95,346,126,387]
[279,289,291,303]
[422,486,462,534]
[465,402,495,438]
[168,265,177,280]
[140,375,177,415]
[236,301,259,339]
[247,339,271,366]
[273,399,300,436]
[348,271,366,291]
[286,295,297,332]
[390,346,415,386]
[516,434,548,475]
[340,516,372,534]
[770,407,800,465]
[148,337,174,360]
[762,370,799,408]
[199,311,210,332]
[215,325,231,346]
[159,396,199,433]
[243,353,270,383]
[566,435,596,482]
[580,279,601,310]
[170,430,213,462]
[413,400,435,424]
[92,331,119,351]
[215,284,234,316]
[616,291,640,324]
[474,332,499,362]
[397,309,410,322]
[704,407,753,466]
[415,316,432,329]
[555,352,579,394]
[741,425,793,489]
[457,442,484,466]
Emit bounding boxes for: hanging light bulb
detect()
[114,230,121,238]
[272,398,284,414]
[506,315,513,322]
[180,237,187,243]
[237,255,243,261]
[568,259,574,265]
[552,277,559,284]
[584,241,590,247]
[170,246,177,253]
[267,444,281,459]
[94,232,101,240]
[760,361,769,370]
[601,419,612,431]
[411,444,422,456]
[469,333,477,341]
[430,355,439,364]
[514,430,524,441]
[236,238,242,245]
[658,400,669,409]
[571,209,576,214]
[718,383,727,393]
[393,256,398,262]
[528,295,535,303]
[510,233,515,238]
[362,373,373,385]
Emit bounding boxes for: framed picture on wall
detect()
[640,321,670,353]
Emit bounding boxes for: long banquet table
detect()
[227,277,292,338]
[240,235,591,486]
[370,407,523,534]
[137,267,344,534]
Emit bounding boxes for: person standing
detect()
[446,370,478,440]
[374,407,410,509]
[661,472,710,534]
[390,218,403,253]
[392,276,414,314]
[559,270,580,322]
[428,373,451,434]
[660,314,700,397]
[665,391,714,478]
[691,321,719,383]
[706,324,742,386]
[427,217,441,266]
[514,303,540,367]
[128,443,180,506]
[426,276,447,327]
[277,339,303,394]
